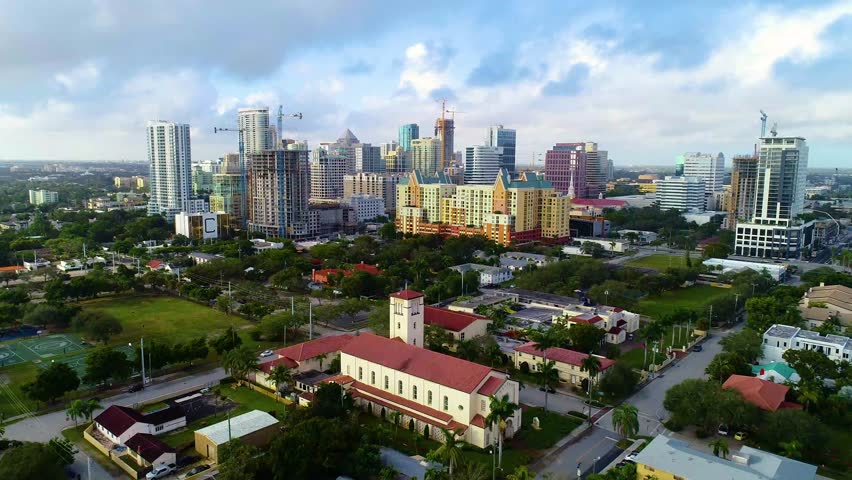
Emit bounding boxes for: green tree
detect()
[425,324,455,352]
[311,382,353,419]
[779,440,803,459]
[526,324,569,411]
[267,365,293,394]
[708,438,729,459]
[221,346,260,385]
[745,296,801,332]
[239,302,274,321]
[22,361,80,404]
[455,339,481,362]
[507,465,535,480]
[218,440,266,480]
[0,442,68,480]
[260,313,290,342]
[217,295,234,315]
[719,329,764,364]
[71,310,123,344]
[209,326,243,354]
[758,409,825,454]
[598,362,639,400]
[782,349,837,384]
[81,398,102,421]
[66,399,86,427]
[22,303,78,329]
[581,354,602,422]
[83,347,133,386]
[705,352,750,384]
[433,427,467,477]
[367,301,390,337]
[611,404,639,438]
[485,393,520,468]
[567,322,606,354]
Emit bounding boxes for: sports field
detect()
[624,253,688,270]
[0,334,89,368]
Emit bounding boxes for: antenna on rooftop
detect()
[760,110,768,137]
[770,123,778,137]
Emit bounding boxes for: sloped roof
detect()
[390,289,424,300]
[340,333,494,393]
[723,375,789,412]
[352,262,382,275]
[337,129,359,145]
[515,342,615,370]
[272,334,353,363]
[94,405,145,436]
[476,376,506,396]
[424,306,488,332]
[259,355,299,373]
[124,433,174,463]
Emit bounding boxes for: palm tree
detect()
[507,465,534,480]
[708,438,729,459]
[222,346,260,386]
[316,353,328,372]
[390,411,403,436]
[379,466,399,480]
[454,461,488,480]
[82,399,102,422]
[580,354,602,423]
[66,400,85,427]
[267,365,292,395]
[526,325,567,412]
[485,393,520,468]
[779,440,803,459]
[611,404,639,439]
[434,427,467,477]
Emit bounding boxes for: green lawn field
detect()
[634,284,732,321]
[624,254,688,270]
[81,296,252,346]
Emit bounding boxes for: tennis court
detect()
[0,334,90,368]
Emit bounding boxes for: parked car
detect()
[538,386,556,394]
[692,345,703,352]
[734,431,747,441]
[127,383,143,393]
[176,456,200,468]
[625,452,638,463]
[260,349,274,357]
[185,465,211,477]
[717,424,729,436]
[199,387,211,394]
[146,464,176,480]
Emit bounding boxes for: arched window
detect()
[427,390,433,405]
[384,376,389,389]
[443,396,448,411]
[412,385,418,400]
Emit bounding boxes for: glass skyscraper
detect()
[486,125,516,173]
[398,124,419,152]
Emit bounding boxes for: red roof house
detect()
[146,260,163,270]
[722,375,796,412]
[514,342,615,371]
[93,405,186,445]
[272,334,354,364]
[424,306,489,332]
[352,262,382,275]
[124,433,175,466]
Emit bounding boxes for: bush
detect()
[248,329,262,341]
[566,410,588,419]
[695,429,711,439]
[663,419,683,432]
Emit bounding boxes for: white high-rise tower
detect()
[147,120,192,220]
[238,108,273,156]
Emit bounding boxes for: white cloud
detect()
[399,42,452,98]
[54,61,100,92]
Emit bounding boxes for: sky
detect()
[1,0,852,168]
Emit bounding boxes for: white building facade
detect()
[310,148,349,200]
[147,120,192,220]
[682,152,725,195]
[762,324,851,362]
[464,145,503,185]
[655,176,706,212]
[344,194,386,222]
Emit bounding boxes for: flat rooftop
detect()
[764,324,799,339]
[195,410,279,446]
[450,294,508,311]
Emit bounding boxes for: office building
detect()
[383,147,408,174]
[343,173,403,213]
[682,152,725,195]
[343,194,385,222]
[728,154,759,228]
[192,167,213,194]
[28,189,58,205]
[196,160,221,174]
[146,120,192,220]
[544,142,586,198]
[310,148,349,200]
[655,176,705,212]
[398,124,419,152]
[735,136,812,259]
[674,155,685,176]
[584,143,608,198]
[380,141,399,158]
[464,145,503,185]
[434,118,455,171]
[220,153,240,174]
[354,143,384,173]
[246,145,310,238]
[410,138,442,175]
[174,211,231,240]
[209,173,243,228]
[486,125,517,173]
[396,169,571,246]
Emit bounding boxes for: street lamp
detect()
[489,448,495,480]
[128,338,146,387]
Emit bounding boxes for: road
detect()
[536,426,620,479]
[5,367,227,479]
[520,387,599,419]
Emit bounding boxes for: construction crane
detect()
[438,99,448,172]
[276,105,303,147]
[760,110,768,137]
[770,122,778,137]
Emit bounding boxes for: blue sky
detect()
[1,0,851,167]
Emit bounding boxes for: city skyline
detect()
[1,1,852,168]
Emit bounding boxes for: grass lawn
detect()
[0,363,39,419]
[624,254,688,271]
[513,407,582,450]
[634,284,733,321]
[81,295,253,346]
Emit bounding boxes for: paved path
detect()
[520,387,600,419]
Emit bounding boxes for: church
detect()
[312,290,522,448]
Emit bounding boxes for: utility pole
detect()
[309,302,313,340]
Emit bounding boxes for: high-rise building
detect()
[383,147,408,174]
[220,153,241,174]
[353,143,384,173]
[319,129,360,174]
[28,189,58,205]
[674,155,685,176]
[310,148,349,200]
[464,145,503,185]
[486,125,517,173]
[734,137,811,259]
[146,120,192,220]
[246,145,310,238]
[584,143,608,198]
[655,176,706,212]
[682,152,725,196]
[434,118,455,171]
[238,108,273,157]
[398,124,419,152]
[396,169,571,246]
[410,138,442,175]
[728,154,759,228]
[192,167,213,194]
[343,172,403,213]
[544,143,587,198]
[380,141,399,158]
[210,173,244,228]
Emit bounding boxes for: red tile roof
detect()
[616,319,627,327]
[353,262,382,275]
[722,375,790,412]
[515,342,615,371]
[340,333,495,393]
[571,198,626,208]
[390,289,424,300]
[470,414,486,428]
[568,315,603,325]
[0,266,25,272]
[146,260,162,269]
[94,405,145,436]
[607,327,623,335]
[477,376,506,396]
[424,306,488,332]
[273,334,354,363]
[259,356,299,373]
[348,380,466,432]
[124,433,174,463]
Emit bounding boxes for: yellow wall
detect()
[636,463,677,480]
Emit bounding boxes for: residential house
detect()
[513,342,614,387]
[189,252,222,264]
[146,260,165,271]
[252,334,354,390]
[93,405,186,445]
[722,375,800,412]
[798,284,852,329]
[450,263,512,286]
[762,324,851,362]
[423,306,491,343]
[499,252,553,271]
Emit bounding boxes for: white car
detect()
[260,349,274,357]
[624,452,638,463]
[146,463,176,479]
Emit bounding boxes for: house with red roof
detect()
[513,342,615,387]
[252,334,354,391]
[311,262,383,285]
[424,305,491,344]
[722,375,801,412]
[89,404,185,471]
[146,260,164,271]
